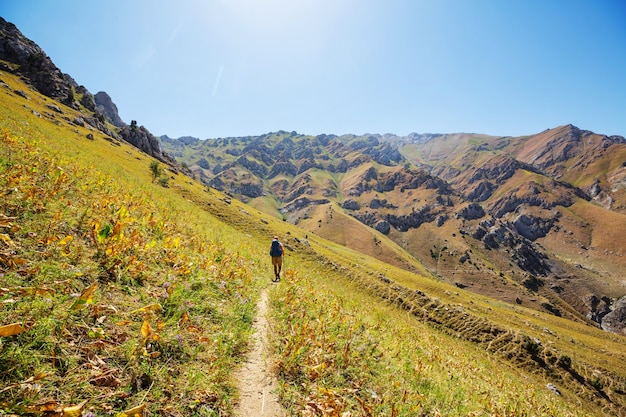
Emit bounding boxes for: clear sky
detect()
[2,0,625,139]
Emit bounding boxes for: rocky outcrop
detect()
[365,143,402,166]
[469,155,522,184]
[369,198,396,209]
[353,205,440,233]
[585,295,612,324]
[95,91,126,127]
[512,214,554,241]
[342,199,360,210]
[456,202,485,220]
[280,197,329,213]
[75,85,96,112]
[601,297,626,335]
[466,180,495,201]
[268,159,298,179]
[196,158,210,170]
[236,156,268,177]
[119,123,175,164]
[230,182,264,198]
[366,168,454,195]
[0,17,71,102]
[0,18,123,140]
[208,175,225,191]
[488,181,582,218]
[375,220,391,235]
[461,219,552,276]
[284,183,313,202]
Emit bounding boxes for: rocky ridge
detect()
[0,16,173,165]
[160,128,626,335]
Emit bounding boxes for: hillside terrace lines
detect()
[313,251,626,415]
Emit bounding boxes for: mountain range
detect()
[160,124,626,335]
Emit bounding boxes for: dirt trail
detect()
[233,288,286,417]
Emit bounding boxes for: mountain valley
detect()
[2,15,626,416]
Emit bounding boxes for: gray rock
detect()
[95,91,125,127]
[76,85,96,112]
[601,297,626,334]
[436,215,448,227]
[342,199,360,210]
[46,104,63,113]
[456,202,485,220]
[0,17,71,101]
[513,214,554,241]
[375,220,391,235]
[546,383,561,396]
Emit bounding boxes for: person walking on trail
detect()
[269,236,284,282]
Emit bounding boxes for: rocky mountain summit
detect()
[0,17,173,165]
[161,127,626,335]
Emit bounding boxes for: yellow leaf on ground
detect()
[0,322,29,337]
[0,233,13,245]
[70,282,98,310]
[59,235,74,245]
[16,286,55,296]
[9,256,28,266]
[131,303,162,314]
[117,403,146,417]
[62,400,87,417]
[179,311,189,327]
[38,401,58,412]
[141,319,152,339]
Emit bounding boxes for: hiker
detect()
[269,235,284,281]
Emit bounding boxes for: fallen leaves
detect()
[70,282,98,311]
[0,373,47,394]
[62,400,88,417]
[131,303,162,314]
[0,322,30,337]
[117,403,146,417]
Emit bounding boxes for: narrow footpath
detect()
[233,288,286,417]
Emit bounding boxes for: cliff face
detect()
[0,16,71,102]
[0,17,178,165]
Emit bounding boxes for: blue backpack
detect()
[270,240,282,256]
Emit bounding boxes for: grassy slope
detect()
[0,71,268,416]
[1,71,625,416]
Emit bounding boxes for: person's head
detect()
[273,235,279,241]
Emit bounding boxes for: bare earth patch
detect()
[233,288,286,417]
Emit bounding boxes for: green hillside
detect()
[2,70,626,416]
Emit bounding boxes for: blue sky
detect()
[2,0,625,139]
